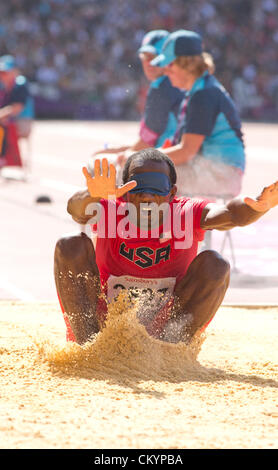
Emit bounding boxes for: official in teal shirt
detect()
[152,30,245,197]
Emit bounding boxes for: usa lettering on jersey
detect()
[119,242,171,268]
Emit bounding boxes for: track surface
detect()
[0,120,277,304]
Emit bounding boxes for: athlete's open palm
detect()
[244,181,278,212]
[82,158,136,199]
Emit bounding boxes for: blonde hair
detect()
[174,52,215,76]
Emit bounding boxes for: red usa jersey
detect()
[91,197,209,300]
[61,196,209,342]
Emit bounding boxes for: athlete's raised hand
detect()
[82,158,137,199]
[244,181,278,212]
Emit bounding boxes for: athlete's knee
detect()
[55,232,93,265]
[194,250,230,283]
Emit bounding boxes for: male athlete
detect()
[54,149,278,345]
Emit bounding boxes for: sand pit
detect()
[0,300,277,449]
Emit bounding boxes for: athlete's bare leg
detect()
[54,232,101,344]
[159,250,230,343]
[55,233,229,345]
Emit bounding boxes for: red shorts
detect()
[58,292,214,343]
[0,122,22,167]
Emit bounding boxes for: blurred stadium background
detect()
[1,3,278,451]
[1,0,278,122]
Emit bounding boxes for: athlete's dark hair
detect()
[122,148,177,186]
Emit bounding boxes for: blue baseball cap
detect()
[0,55,16,71]
[151,30,203,67]
[138,30,169,56]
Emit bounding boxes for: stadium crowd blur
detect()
[1,0,278,121]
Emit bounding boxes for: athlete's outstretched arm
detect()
[67,158,136,224]
[200,181,278,231]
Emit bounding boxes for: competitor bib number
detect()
[107,275,176,322]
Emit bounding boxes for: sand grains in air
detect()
[38,292,204,382]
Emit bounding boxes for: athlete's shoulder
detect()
[171,196,193,217]
[171,196,192,206]
[172,196,210,213]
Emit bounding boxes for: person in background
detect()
[151,30,246,198]
[92,30,183,160]
[0,54,34,170]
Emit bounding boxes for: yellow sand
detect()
[0,300,277,449]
